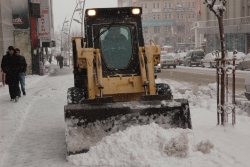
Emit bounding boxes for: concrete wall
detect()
[0,0,14,61]
[0,0,14,82]
[13,29,32,74]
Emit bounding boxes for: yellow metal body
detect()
[73,37,161,101]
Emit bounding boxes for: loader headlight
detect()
[87,9,96,16]
[132,8,141,15]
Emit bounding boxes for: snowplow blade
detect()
[64,95,192,156]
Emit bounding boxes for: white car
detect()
[227,51,246,68]
[245,72,250,100]
[154,64,161,73]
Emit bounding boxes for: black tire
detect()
[173,65,176,68]
[167,66,170,68]
[161,65,164,69]
[210,62,213,68]
[184,62,186,67]
[239,64,244,71]
[67,87,85,104]
[201,62,205,68]
[188,61,192,67]
[156,83,173,99]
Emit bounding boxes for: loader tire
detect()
[67,87,85,104]
[156,83,173,99]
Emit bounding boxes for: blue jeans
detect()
[19,73,25,95]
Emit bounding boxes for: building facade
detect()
[195,0,250,53]
[0,0,14,62]
[118,0,197,51]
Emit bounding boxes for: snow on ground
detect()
[0,61,250,167]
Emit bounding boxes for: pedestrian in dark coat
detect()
[15,48,27,97]
[58,55,63,69]
[1,46,21,102]
[56,55,59,66]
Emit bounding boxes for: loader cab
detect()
[84,7,144,76]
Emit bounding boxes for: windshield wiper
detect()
[93,22,115,42]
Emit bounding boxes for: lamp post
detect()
[67,0,86,67]
[61,18,69,54]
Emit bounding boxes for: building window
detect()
[158,15,160,19]
[145,4,147,9]
[192,2,195,7]
[164,3,167,8]
[181,14,183,18]
[188,14,191,18]
[169,14,171,19]
[169,3,171,8]
[154,27,160,33]
[157,3,159,8]
[165,14,168,19]
[154,15,155,19]
[143,27,148,33]
[193,14,195,18]
[178,37,181,43]
[145,16,147,20]
[177,14,179,19]
[153,3,155,8]
[141,4,143,8]
[189,2,191,7]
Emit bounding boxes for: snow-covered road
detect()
[0,62,250,167]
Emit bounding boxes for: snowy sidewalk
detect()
[0,64,74,167]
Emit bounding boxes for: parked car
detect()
[183,49,205,67]
[154,64,161,73]
[160,53,177,68]
[227,51,246,68]
[238,53,250,70]
[201,52,217,68]
[245,72,250,100]
[174,52,187,65]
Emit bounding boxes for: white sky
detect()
[1,59,250,166]
[52,0,117,31]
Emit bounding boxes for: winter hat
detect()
[8,46,15,51]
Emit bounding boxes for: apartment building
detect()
[118,0,197,51]
[0,0,14,60]
[195,0,250,53]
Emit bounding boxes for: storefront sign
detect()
[38,7,50,40]
[11,0,29,29]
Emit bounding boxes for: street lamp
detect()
[61,18,69,53]
[67,0,86,68]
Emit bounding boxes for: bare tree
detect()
[204,0,235,126]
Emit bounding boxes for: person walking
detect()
[56,55,59,66]
[15,48,27,97]
[1,46,21,102]
[58,55,63,69]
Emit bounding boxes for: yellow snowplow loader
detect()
[65,7,192,156]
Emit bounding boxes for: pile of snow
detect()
[67,123,231,167]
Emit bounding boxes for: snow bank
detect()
[67,123,233,167]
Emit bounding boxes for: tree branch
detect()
[204,0,226,18]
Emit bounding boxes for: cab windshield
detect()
[100,26,132,69]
